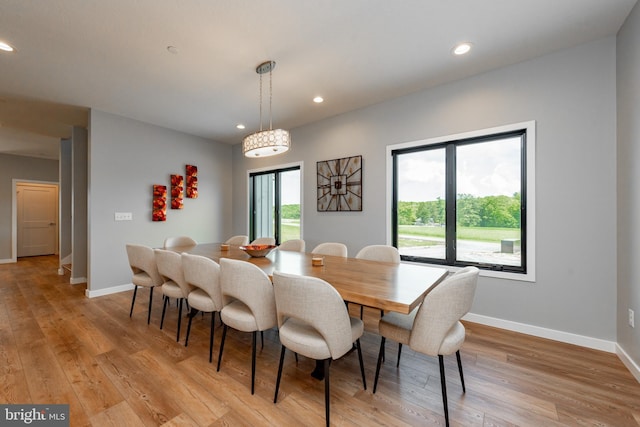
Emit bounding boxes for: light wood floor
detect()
[1,255,639,426]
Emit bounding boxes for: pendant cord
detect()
[269,67,273,131]
[259,71,263,132]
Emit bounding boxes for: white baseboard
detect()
[70,276,87,285]
[463,312,617,353]
[85,283,134,298]
[0,258,15,264]
[616,344,640,383]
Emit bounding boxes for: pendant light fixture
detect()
[242,60,291,157]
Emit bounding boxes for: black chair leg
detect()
[324,358,331,427]
[456,350,466,393]
[274,345,286,403]
[356,339,366,390]
[397,343,403,367]
[261,330,264,349]
[216,324,228,372]
[373,337,385,393]
[160,296,169,329]
[176,298,183,342]
[439,355,450,427]
[185,308,199,347]
[251,331,257,395]
[129,285,138,317]
[209,312,216,363]
[147,287,154,324]
[360,305,364,319]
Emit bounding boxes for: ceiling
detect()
[0,0,636,160]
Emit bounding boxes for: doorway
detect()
[16,182,59,257]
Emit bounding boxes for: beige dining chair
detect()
[311,242,348,257]
[126,244,164,324]
[225,235,249,246]
[163,235,197,248]
[354,244,401,318]
[217,258,277,395]
[154,249,195,342]
[373,266,479,427]
[182,253,222,363]
[272,271,367,427]
[277,239,305,252]
[250,236,276,245]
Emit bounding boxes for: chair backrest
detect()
[126,244,163,285]
[409,266,479,356]
[278,239,305,252]
[181,253,223,311]
[163,236,197,248]
[273,271,354,359]
[311,242,348,257]
[219,258,276,331]
[250,237,276,246]
[355,245,400,264]
[154,249,195,297]
[225,235,249,246]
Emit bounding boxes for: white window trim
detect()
[246,161,304,241]
[386,121,536,282]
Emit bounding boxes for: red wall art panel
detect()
[152,185,167,221]
[186,164,198,198]
[170,174,184,209]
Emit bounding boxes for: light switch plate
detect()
[115,212,133,221]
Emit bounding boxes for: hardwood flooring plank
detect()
[90,401,145,427]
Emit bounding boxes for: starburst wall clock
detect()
[317,155,362,211]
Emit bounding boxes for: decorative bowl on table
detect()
[239,244,276,257]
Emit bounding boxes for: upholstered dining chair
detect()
[373,266,479,427]
[182,253,222,363]
[154,249,195,342]
[216,258,277,395]
[277,239,305,252]
[225,235,249,246]
[250,236,276,245]
[126,244,164,324]
[311,242,348,257]
[163,235,197,248]
[272,271,367,427]
[354,244,401,318]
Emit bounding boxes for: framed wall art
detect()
[317,155,362,211]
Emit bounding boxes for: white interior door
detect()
[17,183,58,257]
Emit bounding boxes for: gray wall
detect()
[0,153,59,261]
[88,110,233,293]
[232,37,618,343]
[617,3,640,366]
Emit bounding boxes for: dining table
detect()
[167,242,449,315]
[167,242,449,380]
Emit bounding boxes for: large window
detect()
[249,165,301,244]
[390,122,535,279]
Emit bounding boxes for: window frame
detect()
[386,121,536,282]
[247,162,303,245]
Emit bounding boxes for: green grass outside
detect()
[398,225,520,243]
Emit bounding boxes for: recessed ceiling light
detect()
[452,42,472,56]
[313,96,324,103]
[0,41,15,52]
[236,124,246,130]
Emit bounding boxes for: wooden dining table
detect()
[169,242,449,315]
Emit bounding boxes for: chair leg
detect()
[373,337,385,393]
[324,358,331,427]
[397,343,403,367]
[216,324,228,372]
[251,331,257,395]
[360,305,364,319]
[456,350,466,393]
[147,287,154,324]
[274,345,286,403]
[176,298,183,342]
[160,295,169,329]
[185,308,199,347]
[209,312,216,363]
[356,339,366,390]
[438,355,450,427]
[129,285,138,317]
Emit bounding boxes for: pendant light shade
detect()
[242,61,291,157]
